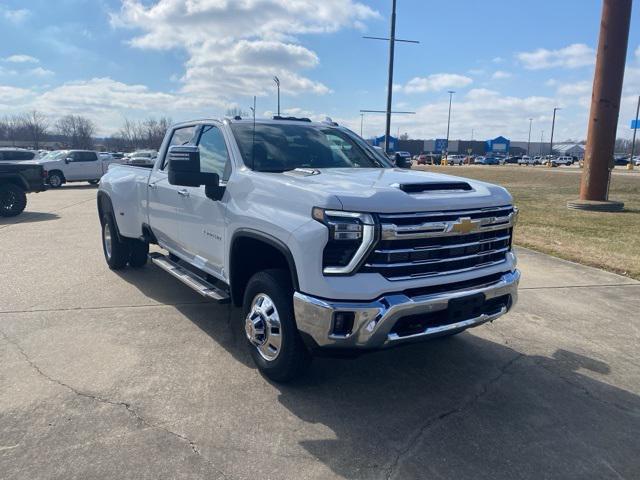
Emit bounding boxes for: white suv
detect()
[551,156,574,167]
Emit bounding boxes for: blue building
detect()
[486,136,510,154]
[370,135,399,151]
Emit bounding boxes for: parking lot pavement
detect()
[1,185,639,480]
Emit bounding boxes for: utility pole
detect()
[273,76,280,116]
[549,107,561,157]
[471,128,474,141]
[363,0,418,153]
[571,0,632,211]
[445,91,455,157]
[527,118,533,156]
[360,113,364,137]
[629,95,639,171]
[540,131,544,155]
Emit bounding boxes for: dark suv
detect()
[0,148,37,162]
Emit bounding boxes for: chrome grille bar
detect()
[362,206,516,281]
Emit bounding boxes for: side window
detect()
[197,125,231,180]
[161,125,197,170]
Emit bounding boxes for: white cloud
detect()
[636,46,640,59]
[517,43,595,70]
[111,0,378,102]
[557,81,592,97]
[0,5,30,24]
[492,57,505,64]
[545,79,558,87]
[396,74,473,94]
[4,54,39,64]
[491,70,512,80]
[0,85,32,104]
[28,67,54,77]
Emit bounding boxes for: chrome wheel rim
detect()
[49,175,61,187]
[103,222,112,260]
[245,293,282,361]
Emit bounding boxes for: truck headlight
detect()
[312,207,376,275]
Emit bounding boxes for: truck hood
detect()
[279,168,513,213]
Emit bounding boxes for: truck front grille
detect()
[362,206,516,281]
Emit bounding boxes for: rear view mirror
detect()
[167,145,219,188]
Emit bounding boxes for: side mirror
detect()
[167,145,219,188]
[65,157,72,164]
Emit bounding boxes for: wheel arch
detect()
[97,191,124,243]
[229,229,299,307]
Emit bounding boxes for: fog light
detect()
[332,312,355,336]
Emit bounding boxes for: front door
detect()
[178,123,231,278]
[66,151,100,180]
[147,125,198,255]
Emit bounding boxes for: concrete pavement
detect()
[1,185,639,479]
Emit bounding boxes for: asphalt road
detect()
[1,185,639,480]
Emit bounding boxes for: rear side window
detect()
[72,152,97,161]
[161,125,197,170]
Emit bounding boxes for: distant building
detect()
[553,143,585,158]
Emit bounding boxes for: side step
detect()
[149,252,230,303]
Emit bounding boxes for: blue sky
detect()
[1,0,639,141]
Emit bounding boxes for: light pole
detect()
[527,118,533,156]
[445,90,455,157]
[363,0,419,153]
[540,130,544,155]
[360,113,364,137]
[629,95,640,171]
[549,107,561,156]
[273,76,280,117]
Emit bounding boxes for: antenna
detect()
[250,95,256,170]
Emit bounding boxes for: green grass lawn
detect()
[417,165,640,280]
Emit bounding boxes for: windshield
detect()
[40,151,68,161]
[230,123,389,172]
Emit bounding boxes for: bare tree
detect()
[112,116,172,151]
[21,110,49,149]
[56,115,96,149]
[225,107,248,118]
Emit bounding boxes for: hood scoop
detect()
[393,182,473,194]
[285,168,321,177]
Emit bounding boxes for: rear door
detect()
[147,125,198,255]
[178,123,231,277]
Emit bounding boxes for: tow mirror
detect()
[167,145,219,188]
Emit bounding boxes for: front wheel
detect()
[242,269,311,382]
[0,183,27,217]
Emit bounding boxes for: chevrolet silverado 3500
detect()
[98,117,520,381]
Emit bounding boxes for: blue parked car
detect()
[474,156,500,165]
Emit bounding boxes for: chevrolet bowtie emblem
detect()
[449,217,481,234]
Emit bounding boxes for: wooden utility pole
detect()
[571,0,632,211]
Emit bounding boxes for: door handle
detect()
[177,189,190,197]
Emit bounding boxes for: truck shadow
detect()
[0,211,59,226]
[116,265,640,479]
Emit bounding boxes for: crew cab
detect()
[0,161,47,217]
[36,150,117,187]
[98,117,520,381]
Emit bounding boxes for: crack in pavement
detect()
[384,353,524,480]
[0,328,231,480]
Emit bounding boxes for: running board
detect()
[149,252,230,303]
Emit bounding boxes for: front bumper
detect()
[293,270,520,350]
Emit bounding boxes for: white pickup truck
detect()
[98,117,520,381]
[37,150,118,187]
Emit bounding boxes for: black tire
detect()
[48,171,64,188]
[0,183,27,217]
[88,180,99,185]
[242,269,311,382]
[128,239,149,268]
[101,214,130,270]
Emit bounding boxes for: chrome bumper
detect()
[293,270,520,349]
